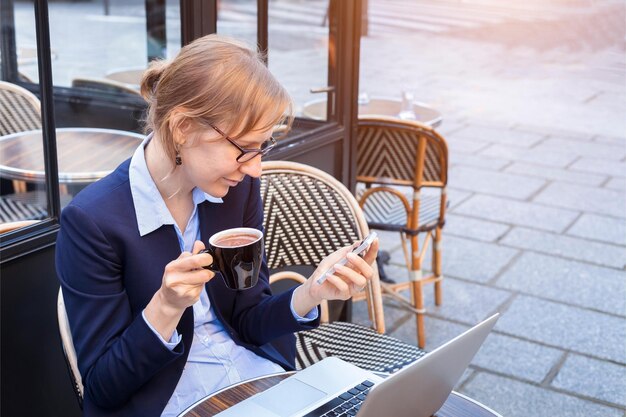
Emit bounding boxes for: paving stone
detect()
[452,369,473,391]
[518,124,594,142]
[352,295,471,351]
[533,182,626,218]
[552,354,626,407]
[500,227,626,269]
[480,144,579,168]
[437,119,467,136]
[453,194,579,233]
[594,135,626,146]
[566,213,626,246]
[421,278,511,323]
[439,236,519,283]
[462,373,624,417]
[445,214,510,242]
[495,296,626,364]
[384,233,518,284]
[471,333,563,383]
[504,162,607,187]
[449,166,546,200]
[569,158,626,177]
[375,230,403,254]
[447,188,473,208]
[605,176,625,191]
[449,152,510,171]
[537,138,626,160]
[585,91,626,116]
[419,315,471,352]
[446,137,491,154]
[379,233,432,268]
[452,125,546,148]
[495,252,626,316]
[380,261,411,281]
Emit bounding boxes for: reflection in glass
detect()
[0,6,48,232]
[266,0,330,120]
[12,0,182,89]
[217,0,257,47]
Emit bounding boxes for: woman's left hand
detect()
[292,238,379,317]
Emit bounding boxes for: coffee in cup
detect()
[201,227,263,290]
[213,233,259,248]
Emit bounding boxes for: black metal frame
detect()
[0,0,60,261]
[0,0,18,81]
[0,3,364,416]
[146,0,167,61]
[0,0,363,259]
[180,0,217,46]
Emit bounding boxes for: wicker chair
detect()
[0,219,40,234]
[261,161,425,373]
[0,81,41,136]
[0,81,42,193]
[355,116,449,349]
[0,194,48,224]
[57,289,84,408]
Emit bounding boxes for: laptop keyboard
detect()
[303,380,375,417]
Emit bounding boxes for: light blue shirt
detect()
[128,136,318,416]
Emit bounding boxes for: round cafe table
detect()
[180,372,502,417]
[0,127,143,184]
[104,67,144,90]
[302,96,443,127]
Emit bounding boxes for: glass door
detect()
[264,0,362,184]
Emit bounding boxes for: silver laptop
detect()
[197,314,499,417]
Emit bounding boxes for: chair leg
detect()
[400,232,411,270]
[12,180,27,193]
[410,234,426,348]
[411,276,426,349]
[433,226,443,306]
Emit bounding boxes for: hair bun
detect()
[140,59,169,101]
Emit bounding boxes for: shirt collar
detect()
[129,134,223,237]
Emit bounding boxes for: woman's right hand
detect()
[144,240,214,341]
[157,240,215,311]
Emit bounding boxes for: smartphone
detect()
[316,232,377,285]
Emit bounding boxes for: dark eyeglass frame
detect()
[209,123,277,163]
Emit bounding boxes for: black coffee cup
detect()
[201,227,263,290]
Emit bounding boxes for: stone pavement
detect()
[350,1,626,416]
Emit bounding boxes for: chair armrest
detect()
[269,271,329,323]
[358,186,412,216]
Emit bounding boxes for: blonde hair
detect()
[140,34,293,163]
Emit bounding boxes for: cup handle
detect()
[199,248,219,272]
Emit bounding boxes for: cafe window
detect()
[1,0,362,248]
[1,0,184,241]
[266,0,331,122]
[0,1,51,240]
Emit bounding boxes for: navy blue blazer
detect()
[56,159,319,417]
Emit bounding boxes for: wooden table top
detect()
[180,372,501,417]
[0,127,143,183]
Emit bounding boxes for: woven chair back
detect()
[260,161,366,270]
[261,161,385,333]
[356,116,448,189]
[0,81,41,136]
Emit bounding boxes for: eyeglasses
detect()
[209,123,277,163]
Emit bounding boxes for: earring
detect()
[175,151,182,166]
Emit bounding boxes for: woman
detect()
[56,34,378,417]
